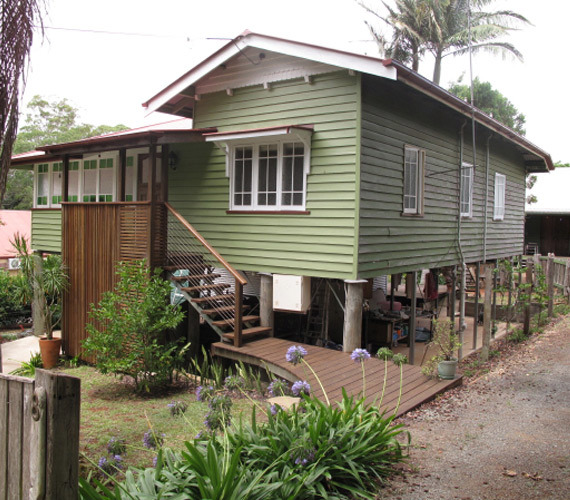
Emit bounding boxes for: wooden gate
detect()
[0,370,80,500]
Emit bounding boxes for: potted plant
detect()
[422,317,462,380]
[12,234,68,369]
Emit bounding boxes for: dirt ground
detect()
[378,315,570,500]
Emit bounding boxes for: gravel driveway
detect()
[378,315,570,500]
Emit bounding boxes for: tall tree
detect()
[13,95,127,154]
[362,0,530,85]
[448,76,526,134]
[0,0,44,205]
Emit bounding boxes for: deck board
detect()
[212,337,461,417]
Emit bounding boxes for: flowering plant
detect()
[167,400,188,416]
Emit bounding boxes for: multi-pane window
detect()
[494,173,506,220]
[98,158,114,202]
[403,146,425,215]
[68,161,80,202]
[231,141,307,210]
[36,163,49,206]
[460,163,474,217]
[125,156,135,201]
[82,159,98,202]
[51,162,63,206]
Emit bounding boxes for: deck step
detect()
[170,273,221,282]
[212,315,260,327]
[191,293,235,304]
[202,304,250,316]
[223,326,272,342]
[182,283,231,293]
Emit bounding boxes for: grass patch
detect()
[59,366,262,478]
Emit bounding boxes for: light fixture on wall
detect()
[168,151,178,170]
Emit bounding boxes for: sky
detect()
[22,0,569,163]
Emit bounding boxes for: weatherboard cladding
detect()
[358,76,525,276]
[168,71,359,279]
[31,209,62,253]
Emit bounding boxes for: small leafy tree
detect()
[83,260,186,392]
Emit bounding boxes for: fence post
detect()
[481,263,493,362]
[523,261,534,336]
[35,369,81,500]
[547,255,555,317]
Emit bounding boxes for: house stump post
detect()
[523,260,534,336]
[408,271,417,365]
[481,262,494,362]
[473,261,480,350]
[458,262,466,360]
[259,273,274,335]
[186,301,200,358]
[547,254,555,317]
[343,280,366,353]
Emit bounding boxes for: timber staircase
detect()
[164,203,271,346]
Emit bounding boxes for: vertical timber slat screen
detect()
[62,203,153,359]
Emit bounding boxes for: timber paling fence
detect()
[0,369,80,500]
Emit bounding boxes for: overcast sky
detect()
[23,0,569,163]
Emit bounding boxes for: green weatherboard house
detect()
[11,31,553,361]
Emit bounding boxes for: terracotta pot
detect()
[38,337,62,369]
[437,358,458,380]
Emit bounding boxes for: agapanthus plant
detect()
[351,348,371,397]
[286,345,329,405]
[291,380,311,396]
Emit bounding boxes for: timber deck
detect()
[212,337,462,417]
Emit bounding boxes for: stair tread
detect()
[212,315,260,327]
[191,294,235,304]
[201,304,251,316]
[182,283,231,293]
[223,326,272,341]
[163,264,212,272]
[171,273,221,282]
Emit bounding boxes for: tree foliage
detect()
[0,0,44,204]
[362,0,530,84]
[83,260,186,393]
[13,95,127,154]
[448,76,526,134]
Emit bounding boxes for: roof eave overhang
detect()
[35,128,216,156]
[142,31,397,117]
[383,59,553,173]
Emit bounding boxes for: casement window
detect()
[494,173,506,220]
[403,146,425,215]
[204,126,312,212]
[230,141,307,210]
[460,163,474,217]
[68,161,80,202]
[125,156,135,201]
[82,156,116,202]
[36,163,50,207]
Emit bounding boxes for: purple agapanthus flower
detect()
[267,379,290,397]
[143,430,165,449]
[291,380,311,396]
[152,455,158,467]
[286,345,307,365]
[98,456,108,469]
[196,385,214,402]
[351,348,371,363]
[270,403,281,416]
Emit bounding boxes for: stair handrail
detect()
[164,202,247,286]
[164,202,246,347]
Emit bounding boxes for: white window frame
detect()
[227,140,308,211]
[494,173,506,220]
[403,145,425,215]
[460,162,474,217]
[80,153,118,203]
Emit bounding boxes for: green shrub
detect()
[82,260,186,393]
[0,269,30,327]
[10,351,42,377]
[79,391,409,500]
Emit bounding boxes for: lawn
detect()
[59,365,263,478]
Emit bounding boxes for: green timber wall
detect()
[358,75,526,276]
[31,209,62,253]
[169,71,360,279]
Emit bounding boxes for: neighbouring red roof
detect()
[0,210,31,259]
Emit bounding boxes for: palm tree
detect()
[362,0,530,85]
[0,0,44,204]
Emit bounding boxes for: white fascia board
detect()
[239,34,397,81]
[143,43,242,115]
[204,126,312,143]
